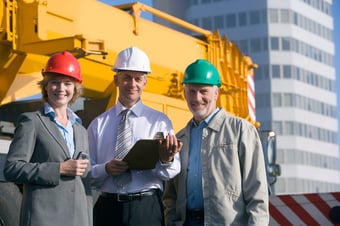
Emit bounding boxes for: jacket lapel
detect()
[37,110,71,159]
[72,123,83,159]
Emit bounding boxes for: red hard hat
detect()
[42,51,82,83]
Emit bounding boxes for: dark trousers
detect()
[183,218,204,226]
[184,209,204,226]
[93,190,164,226]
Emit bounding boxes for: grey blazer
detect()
[4,108,92,226]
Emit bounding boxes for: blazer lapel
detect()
[37,110,71,159]
[73,123,83,159]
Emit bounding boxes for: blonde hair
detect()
[38,73,82,105]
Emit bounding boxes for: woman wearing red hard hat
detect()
[4,51,93,226]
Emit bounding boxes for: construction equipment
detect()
[0,1,338,225]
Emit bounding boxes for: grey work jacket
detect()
[163,108,269,226]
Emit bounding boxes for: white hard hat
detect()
[112,46,151,73]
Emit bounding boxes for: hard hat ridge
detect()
[112,46,151,73]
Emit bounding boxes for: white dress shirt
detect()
[88,100,181,194]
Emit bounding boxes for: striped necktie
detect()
[115,109,132,159]
[114,109,132,189]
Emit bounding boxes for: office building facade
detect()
[154,0,339,194]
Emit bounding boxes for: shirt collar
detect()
[44,102,82,125]
[190,107,221,127]
[116,100,144,117]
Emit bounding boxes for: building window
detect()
[280,9,290,23]
[271,64,280,78]
[256,60,335,92]
[256,64,270,80]
[268,9,279,23]
[270,37,279,50]
[272,93,282,107]
[194,18,199,26]
[190,0,198,5]
[214,15,224,29]
[238,12,247,26]
[283,93,293,107]
[255,65,263,79]
[285,121,295,135]
[249,10,261,25]
[250,38,261,53]
[283,65,291,78]
[202,17,212,30]
[273,120,337,144]
[291,9,332,41]
[262,37,268,51]
[282,37,291,50]
[273,121,283,134]
[189,18,199,27]
[293,12,298,25]
[263,64,270,79]
[226,14,236,28]
[239,39,249,54]
[299,0,332,16]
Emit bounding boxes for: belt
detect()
[186,209,204,220]
[101,189,159,202]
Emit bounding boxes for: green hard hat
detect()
[182,59,221,87]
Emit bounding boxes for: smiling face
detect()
[114,70,147,108]
[45,75,75,108]
[184,84,219,123]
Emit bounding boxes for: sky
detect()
[105,0,340,143]
[102,0,152,18]
[103,0,152,9]
[104,0,152,5]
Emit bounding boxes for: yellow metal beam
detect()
[0,48,26,105]
[19,35,107,57]
[115,2,212,37]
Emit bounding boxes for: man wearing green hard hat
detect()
[163,59,269,226]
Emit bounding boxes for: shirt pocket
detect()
[210,143,242,196]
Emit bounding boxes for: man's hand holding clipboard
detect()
[123,132,182,170]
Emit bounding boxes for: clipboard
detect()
[123,139,161,170]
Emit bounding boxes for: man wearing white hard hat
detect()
[88,46,182,226]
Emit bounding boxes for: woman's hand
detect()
[60,159,89,176]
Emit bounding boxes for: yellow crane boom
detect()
[0,0,257,130]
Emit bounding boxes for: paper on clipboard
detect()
[123,139,161,170]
